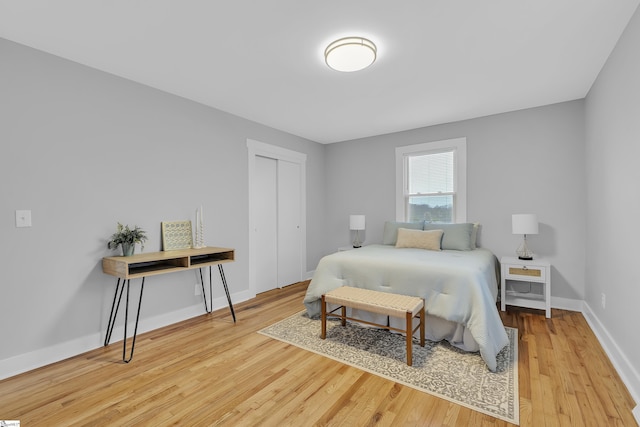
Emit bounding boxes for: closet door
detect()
[277,160,302,287]
[248,139,307,296]
[254,156,278,294]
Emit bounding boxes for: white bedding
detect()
[303,244,509,371]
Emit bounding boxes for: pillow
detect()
[382,221,424,245]
[395,228,443,251]
[471,222,481,248]
[423,222,475,251]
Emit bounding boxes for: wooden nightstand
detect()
[500,256,551,318]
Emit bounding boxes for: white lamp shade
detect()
[512,214,538,235]
[349,215,366,230]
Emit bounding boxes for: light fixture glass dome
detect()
[325,37,377,72]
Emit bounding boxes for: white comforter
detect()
[303,244,509,371]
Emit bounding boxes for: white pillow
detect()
[423,222,474,250]
[395,228,443,251]
[471,222,481,248]
[382,220,424,245]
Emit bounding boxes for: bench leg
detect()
[419,305,425,347]
[321,295,326,339]
[341,306,346,326]
[406,311,413,366]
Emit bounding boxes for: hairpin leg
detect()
[209,266,213,312]
[218,265,236,323]
[199,268,210,313]
[104,278,125,346]
[122,277,145,363]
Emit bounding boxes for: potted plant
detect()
[107,223,148,256]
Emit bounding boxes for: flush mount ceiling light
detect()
[324,37,377,72]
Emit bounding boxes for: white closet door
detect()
[248,139,307,296]
[277,160,302,287]
[254,156,278,294]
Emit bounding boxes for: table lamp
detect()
[512,214,538,260]
[350,215,366,248]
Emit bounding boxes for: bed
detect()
[303,222,510,372]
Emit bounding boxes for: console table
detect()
[102,246,235,362]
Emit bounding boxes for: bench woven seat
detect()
[321,286,425,366]
[324,286,425,317]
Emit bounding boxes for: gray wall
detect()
[0,38,326,363]
[3,8,639,399]
[585,4,640,398]
[325,100,587,301]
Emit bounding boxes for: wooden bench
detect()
[321,286,425,366]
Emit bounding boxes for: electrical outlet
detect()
[195,283,202,296]
[15,210,32,227]
[601,293,606,309]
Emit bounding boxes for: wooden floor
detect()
[0,281,636,426]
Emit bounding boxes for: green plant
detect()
[107,222,148,251]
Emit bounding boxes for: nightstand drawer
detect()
[504,264,546,282]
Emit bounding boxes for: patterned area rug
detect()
[259,311,519,424]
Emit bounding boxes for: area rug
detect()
[258,311,519,424]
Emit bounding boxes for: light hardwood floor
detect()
[0,281,636,426]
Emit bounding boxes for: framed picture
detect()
[161,220,193,250]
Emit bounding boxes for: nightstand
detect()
[338,246,361,252]
[500,256,551,318]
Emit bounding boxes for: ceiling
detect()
[1,1,638,144]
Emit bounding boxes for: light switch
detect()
[16,210,32,227]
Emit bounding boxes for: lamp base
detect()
[516,238,534,260]
[352,229,363,249]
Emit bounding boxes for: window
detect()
[395,138,467,223]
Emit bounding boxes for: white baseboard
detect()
[551,295,584,312]
[0,290,253,381]
[0,332,103,381]
[582,302,640,407]
[634,405,640,425]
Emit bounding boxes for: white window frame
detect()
[395,137,467,223]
